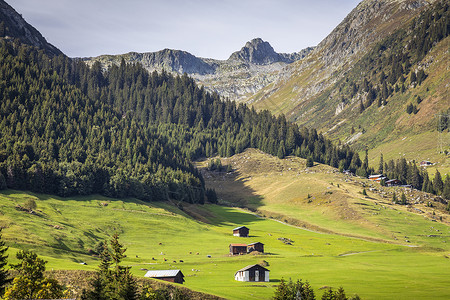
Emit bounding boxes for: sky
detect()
[8,0,361,60]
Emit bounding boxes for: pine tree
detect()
[4,250,64,299]
[400,192,407,205]
[443,175,450,200]
[0,228,10,297]
[433,170,444,195]
[378,154,384,174]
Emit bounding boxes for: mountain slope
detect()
[246,0,448,169]
[83,38,313,101]
[0,0,62,56]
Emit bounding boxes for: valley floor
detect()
[1,150,449,299]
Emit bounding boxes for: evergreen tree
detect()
[378,154,384,174]
[443,175,450,200]
[306,156,314,168]
[400,192,407,205]
[82,233,138,300]
[4,250,64,299]
[433,170,444,195]
[0,228,10,297]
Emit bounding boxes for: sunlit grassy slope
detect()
[2,150,450,299]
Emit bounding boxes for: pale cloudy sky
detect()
[8,0,361,59]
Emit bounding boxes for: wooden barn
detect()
[247,242,264,253]
[230,243,248,255]
[233,226,249,237]
[144,269,185,284]
[234,264,269,282]
[386,179,401,186]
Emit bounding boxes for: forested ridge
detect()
[325,0,448,114]
[0,39,366,203]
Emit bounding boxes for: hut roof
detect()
[230,243,247,247]
[236,264,269,273]
[144,270,183,278]
[248,242,264,246]
[233,226,248,231]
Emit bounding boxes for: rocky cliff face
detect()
[83,38,313,101]
[0,0,62,56]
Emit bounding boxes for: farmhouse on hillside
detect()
[247,242,264,253]
[233,226,249,237]
[230,243,248,255]
[235,264,269,282]
[368,174,386,182]
[144,269,185,284]
[385,179,401,186]
[420,160,433,167]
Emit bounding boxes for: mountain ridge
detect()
[0,0,62,56]
[83,38,314,101]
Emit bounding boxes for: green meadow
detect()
[1,188,449,299]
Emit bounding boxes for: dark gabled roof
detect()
[144,269,183,278]
[236,264,269,273]
[248,242,264,246]
[233,226,249,231]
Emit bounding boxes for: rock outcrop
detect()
[0,0,62,56]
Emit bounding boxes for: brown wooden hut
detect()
[247,242,264,253]
[229,243,248,255]
[233,226,249,237]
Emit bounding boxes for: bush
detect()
[23,199,37,211]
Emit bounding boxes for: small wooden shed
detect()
[144,269,185,284]
[385,179,401,186]
[230,243,248,255]
[233,226,249,237]
[247,242,264,253]
[235,264,269,282]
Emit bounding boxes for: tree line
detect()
[377,154,450,199]
[0,39,363,203]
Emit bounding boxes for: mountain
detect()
[83,38,313,101]
[228,37,308,65]
[245,0,449,169]
[0,0,62,56]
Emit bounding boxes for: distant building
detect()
[247,242,264,253]
[233,226,249,237]
[343,169,353,176]
[235,264,269,282]
[230,243,248,255]
[420,161,433,167]
[369,174,387,182]
[144,270,185,284]
[386,179,401,186]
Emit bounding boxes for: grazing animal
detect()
[158,242,162,245]
[196,252,199,255]
[179,260,184,263]
[173,260,177,263]
[152,257,156,260]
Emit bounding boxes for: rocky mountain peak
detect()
[0,0,62,56]
[228,38,281,65]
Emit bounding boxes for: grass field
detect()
[1,150,449,299]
